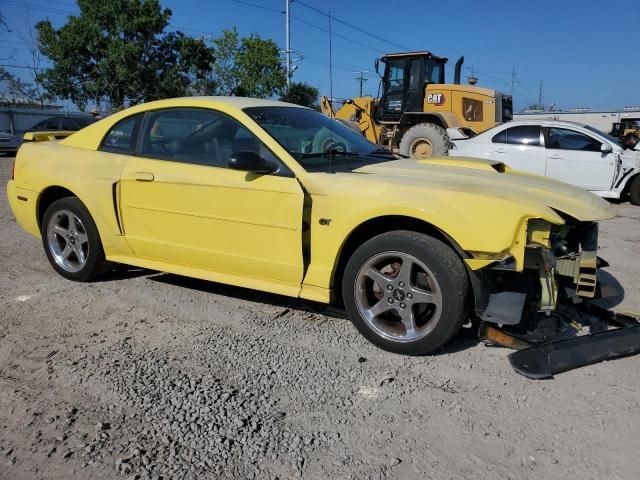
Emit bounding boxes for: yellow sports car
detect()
[7,97,615,356]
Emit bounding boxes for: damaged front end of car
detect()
[470,214,640,379]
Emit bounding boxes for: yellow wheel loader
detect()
[321,52,513,157]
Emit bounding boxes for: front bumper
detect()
[0,146,19,156]
[474,218,604,325]
[509,323,640,379]
[479,303,640,379]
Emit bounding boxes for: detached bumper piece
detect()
[479,304,640,379]
[508,325,640,379]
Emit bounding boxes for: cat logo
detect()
[427,93,445,105]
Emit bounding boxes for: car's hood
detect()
[352,157,614,222]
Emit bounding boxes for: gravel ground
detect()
[1,157,639,480]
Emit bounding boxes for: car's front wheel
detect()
[342,231,469,355]
[41,197,110,281]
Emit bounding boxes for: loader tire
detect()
[399,123,449,158]
[629,175,640,206]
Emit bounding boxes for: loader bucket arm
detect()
[320,96,335,118]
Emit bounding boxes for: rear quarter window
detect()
[100,114,143,154]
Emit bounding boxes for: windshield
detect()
[244,106,397,172]
[425,59,444,84]
[583,125,620,146]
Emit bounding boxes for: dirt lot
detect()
[0,157,639,480]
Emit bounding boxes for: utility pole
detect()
[285,0,292,88]
[354,71,369,97]
[538,80,544,107]
[510,66,516,96]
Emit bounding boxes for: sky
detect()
[1,0,639,112]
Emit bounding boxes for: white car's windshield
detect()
[583,125,620,146]
[244,106,397,172]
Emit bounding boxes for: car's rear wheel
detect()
[342,231,469,355]
[628,175,640,206]
[41,197,110,281]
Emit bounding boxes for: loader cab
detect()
[377,52,447,123]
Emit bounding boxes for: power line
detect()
[230,0,283,14]
[291,15,386,54]
[295,0,411,51]
[0,0,74,16]
[226,0,386,54]
[296,50,369,72]
[0,63,46,70]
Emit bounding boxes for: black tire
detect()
[41,197,111,282]
[342,231,469,355]
[629,175,640,206]
[398,123,449,158]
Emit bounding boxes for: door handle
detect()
[549,154,562,159]
[494,148,506,154]
[134,172,154,182]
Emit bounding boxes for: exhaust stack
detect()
[454,56,464,85]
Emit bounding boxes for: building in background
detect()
[514,106,640,134]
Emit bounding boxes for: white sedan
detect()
[449,120,640,205]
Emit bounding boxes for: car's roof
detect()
[137,96,307,110]
[498,119,590,129]
[39,115,93,120]
[60,96,309,150]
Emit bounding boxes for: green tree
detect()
[0,66,39,105]
[209,29,286,98]
[209,28,241,95]
[36,0,214,110]
[280,82,319,109]
[235,33,286,98]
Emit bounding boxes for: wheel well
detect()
[400,114,445,129]
[332,215,468,301]
[37,186,77,230]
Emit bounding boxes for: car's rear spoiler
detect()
[22,131,75,142]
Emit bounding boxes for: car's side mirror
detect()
[228,150,277,174]
[601,143,613,153]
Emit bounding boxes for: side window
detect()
[506,125,541,146]
[100,114,143,154]
[139,108,282,170]
[386,61,405,94]
[491,129,507,143]
[60,117,77,130]
[44,118,60,130]
[462,98,483,122]
[547,128,601,152]
[409,59,422,90]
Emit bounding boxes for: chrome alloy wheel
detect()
[354,251,443,343]
[46,209,89,273]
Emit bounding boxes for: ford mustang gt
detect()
[7,97,616,356]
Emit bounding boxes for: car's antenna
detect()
[328,10,334,174]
